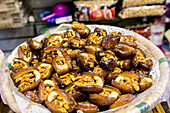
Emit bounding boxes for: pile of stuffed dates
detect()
[10,22,154,113]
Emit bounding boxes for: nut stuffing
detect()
[10,22,154,112]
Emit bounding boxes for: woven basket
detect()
[0,24,169,113]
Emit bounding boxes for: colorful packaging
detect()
[74,0,117,21]
[131,27,151,40]
[90,7,115,21]
[47,14,72,24]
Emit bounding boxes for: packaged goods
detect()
[119,5,165,19]
[122,0,165,8]
[74,0,117,21]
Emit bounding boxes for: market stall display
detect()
[0,22,169,113]
[0,0,31,29]
[74,0,118,21]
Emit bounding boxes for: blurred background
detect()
[0,0,170,112]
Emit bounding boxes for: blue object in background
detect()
[40,9,53,18]
[47,13,72,24]
[41,3,70,21]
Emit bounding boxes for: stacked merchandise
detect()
[117,0,167,54]
[130,19,166,54]
[118,0,166,19]
[74,0,118,21]
[0,0,30,29]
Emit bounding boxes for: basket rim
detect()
[4,24,170,113]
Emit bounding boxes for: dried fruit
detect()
[46,34,63,47]
[37,63,53,79]
[89,85,121,106]
[24,90,40,103]
[115,44,136,58]
[87,32,103,45]
[45,89,75,113]
[72,22,90,38]
[74,72,104,93]
[53,72,77,88]
[139,59,153,71]
[40,46,72,74]
[109,94,135,109]
[65,84,86,102]
[132,48,146,67]
[102,35,120,50]
[10,58,29,72]
[12,67,41,92]
[85,45,102,55]
[75,102,99,113]
[94,27,107,37]
[27,38,43,50]
[10,22,154,112]
[111,71,139,93]
[76,53,97,70]
[139,76,152,91]
[18,45,33,63]
[38,78,58,103]
[96,51,118,70]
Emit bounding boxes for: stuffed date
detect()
[12,67,41,92]
[18,45,33,63]
[45,89,75,113]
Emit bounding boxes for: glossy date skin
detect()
[115,44,136,58]
[132,48,146,67]
[89,85,121,106]
[111,71,139,93]
[95,51,118,71]
[122,59,132,70]
[38,78,58,103]
[27,38,43,51]
[24,90,40,103]
[10,58,29,72]
[72,22,90,38]
[45,89,76,113]
[119,41,137,48]
[37,63,53,79]
[75,102,99,113]
[40,46,72,75]
[102,35,120,50]
[18,45,33,63]
[46,34,63,47]
[139,59,153,71]
[76,53,97,71]
[109,94,135,109]
[74,72,104,93]
[65,84,87,102]
[12,67,41,92]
